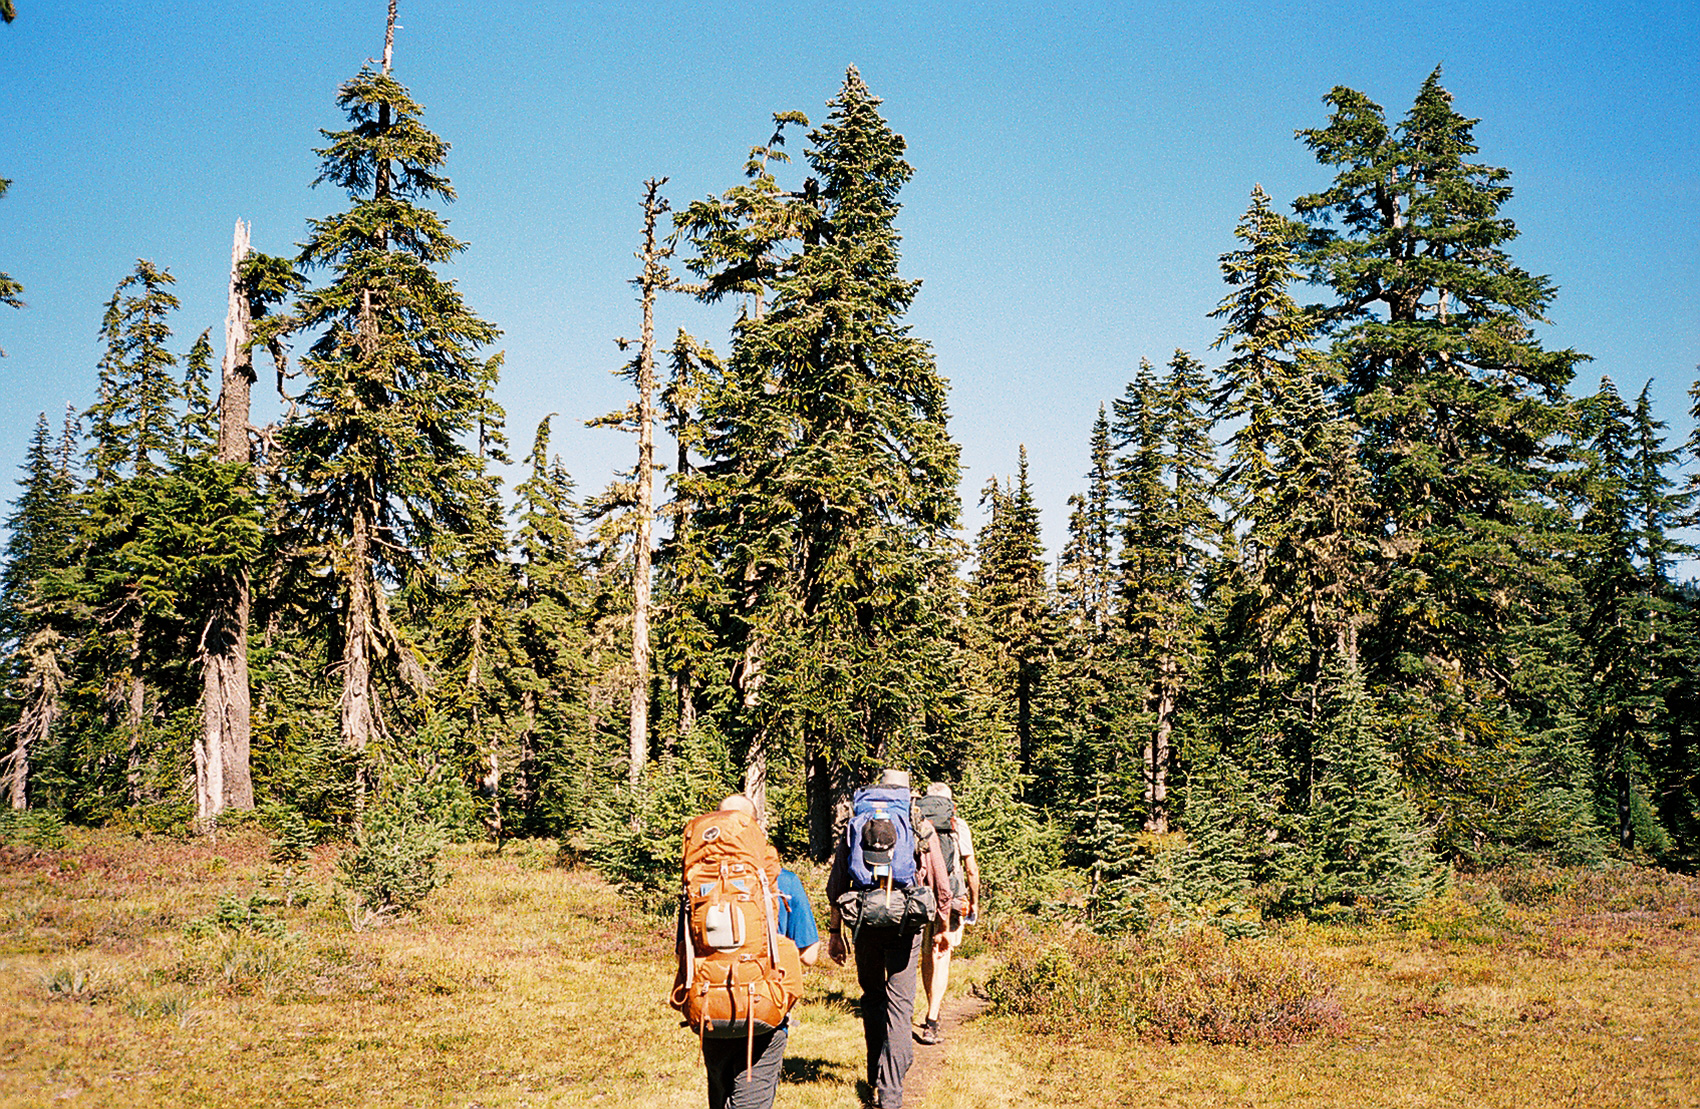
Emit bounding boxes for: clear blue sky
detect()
[2,0,1696,570]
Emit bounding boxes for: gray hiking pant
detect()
[855,925,923,1108]
[702,1022,787,1109]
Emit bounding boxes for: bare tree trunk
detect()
[5,735,27,809]
[342,504,379,771]
[806,748,832,861]
[737,633,768,824]
[743,725,768,827]
[1147,672,1174,835]
[382,0,398,74]
[674,664,695,747]
[627,182,667,786]
[6,631,63,810]
[124,617,146,805]
[196,219,258,825]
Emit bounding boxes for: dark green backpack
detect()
[914,794,966,905]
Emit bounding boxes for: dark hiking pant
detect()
[855,925,923,1108]
[702,1022,788,1109]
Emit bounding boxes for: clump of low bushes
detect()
[0,808,69,850]
[1487,862,1700,916]
[982,923,1345,1045]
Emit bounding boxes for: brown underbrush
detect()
[982,923,1345,1044]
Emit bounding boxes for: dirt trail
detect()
[904,989,992,1105]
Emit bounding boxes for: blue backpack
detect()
[847,785,918,888]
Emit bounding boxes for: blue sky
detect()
[1,0,1696,570]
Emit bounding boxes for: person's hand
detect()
[828,933,847,965]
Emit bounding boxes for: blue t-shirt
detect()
[774,868,820,951]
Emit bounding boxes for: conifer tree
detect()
[1055,406,1114,632]
[1572,380,1695,849]
[970,448,1048,777]
[77,260,184,805]
[685,70,961,852]
[508,416,593,831]
[1294,71,1584,855]
[656,331,721,749]
[1112,353,1217,833]
[1,416,65,648]
[1279,663,1442,918]
[1042,406,1120,818]
[430,408,513,838]
[2,415,77,807]
[282,55,502,796]
[1294,70,1581,698]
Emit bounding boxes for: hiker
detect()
[825,768,951,1109]
[676,794,821,1109]
[914,781,980,1046]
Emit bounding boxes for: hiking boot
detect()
[914,1019,940,1045]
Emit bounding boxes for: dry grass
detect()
[949,876,1700,1108]
[0,829,877,1108]
[3,833,1697,1108]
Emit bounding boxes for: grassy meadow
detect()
[2,829,1697,1108]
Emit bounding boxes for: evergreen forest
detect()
[5,31,1700,936]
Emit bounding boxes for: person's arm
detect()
[781,870,824,968]
[954,817,982,918]
[825,847,850,964]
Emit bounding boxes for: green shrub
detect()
[265,806,317,865]
[335,804,448,920]
[581,747,731,913]
[182,893,288,941]
[109,801,198,839]
[1488,862,1700,915]
[982,923,1344,1045]
[0,809,69,850]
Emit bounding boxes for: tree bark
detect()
[342,502,378,762]
[805,752,855,863]
[198,219,257,823]
[6,631,62,810]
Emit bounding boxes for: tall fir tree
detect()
[281,58,502,803]
[2,414,78,808]
[970,447,1048,780]
[684,69,961,852]
[76,261,184,807]
[1294,70,1585,856]
[1572,380,1695,850]
[508,416,593,834]
[656,330,723,751]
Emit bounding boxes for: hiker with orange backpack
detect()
[672,794,821,1109]
[825,769,951,1109]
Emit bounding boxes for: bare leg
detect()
[923,935,951,1023]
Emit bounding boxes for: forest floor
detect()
[2,828,1697,1108]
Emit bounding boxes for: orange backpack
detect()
[669,809,804,1069]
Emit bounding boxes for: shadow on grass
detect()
[807,987,863,1017]
[781,1055,853,1085]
